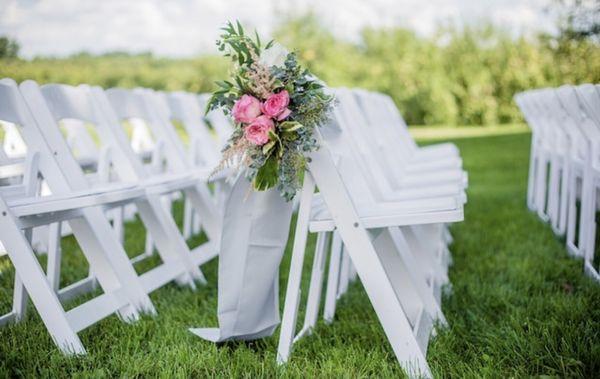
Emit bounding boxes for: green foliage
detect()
[0,16,598,125]
[0,36,19,58]
[0,52,228,94]
[1,128,599,377]
[274,15,600,126]
[208,24,333,200]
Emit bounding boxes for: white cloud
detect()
[0,0,557,58]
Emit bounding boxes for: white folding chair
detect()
[104,88,223,243]
[573,84,600,281]
[556,85,600,268]
[0,78,158,354]
[278,125,464,378]
[152,90,231,239]
[35,82,218,292]
[314,89,464,324]
[355,90,462,170]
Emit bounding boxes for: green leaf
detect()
[253,154,279,191]
[236,20,244,36]
[279,121,303,132]
[262,140,276,155]
[254,30,261,48]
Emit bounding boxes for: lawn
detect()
[0,126,599,378]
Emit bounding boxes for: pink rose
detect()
[262,90,291,121]
[244,115,274,145]
[232,94,261,123]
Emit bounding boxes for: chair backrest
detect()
[0,79,87,194]
[555,85,600,146]
[39,83,146,182]
[332,89,404,198]
[315,91,458,212]
[575,84,600,127]
[200,93,233,149]
[166,91,220,166]
[105,88,191,174]
[0,121,27,159]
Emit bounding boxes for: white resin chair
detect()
[104,88,223,243]
[355,90,463,170]
[0,78,157,354]
[556,85,600,273]
[516,84,599,283]
[150,90,231,239]
[312,89,465,326]
[574,84,600,281]
[277,124,464,378]
[35,82,219,291]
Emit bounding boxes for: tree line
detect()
[0,13,598,126]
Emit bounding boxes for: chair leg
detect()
[112,207,125,245]
[405,226,448,284]
[387,228,446,325]
[277,175,314,364]
[337,248,350,297]
[527,145,537,211]
[566,172,580,256]
[0,212,85,354]
[300,232,330,334]
[135,196,206,286]
[323,231,342,323]
[183,198,193,239]
[584,185,597,262]
[536,153,549,221]
[558,161,570,235]
[548,157,561,230]
[47,222,62,291]
[12,228,33,321]
[577,170,593,258]
[69,209,156,318]
[348,261,358,282]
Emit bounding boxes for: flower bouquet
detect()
[207,21,334,200]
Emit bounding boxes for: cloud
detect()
[0,0,556,58]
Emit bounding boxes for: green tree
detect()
[0,36,19,58]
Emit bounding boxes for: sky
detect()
[0,0,559,58]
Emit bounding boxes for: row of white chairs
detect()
[515,84,600,283]
[0,79,466,378]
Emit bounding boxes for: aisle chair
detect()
[278,125,465,378]
[556,86,600,267]
[312,91,464,317]
[104,88,223,243]
[574,84,600,281]
[35,82,218,292]
[0,78,157,354]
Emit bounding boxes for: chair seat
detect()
[9,183,144,219]
[400,169,468,188]
[406,156,463,173]
[416,142,459,159]
[308,193,464,232]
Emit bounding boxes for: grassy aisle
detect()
[0,128,598,377]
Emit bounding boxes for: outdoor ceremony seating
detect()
[43,83,221,287]
[0,78,157,353]
[0,77,467,378]
[275,88,466,377]
[516,84,600,283]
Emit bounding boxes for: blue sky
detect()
[0,0,559,58]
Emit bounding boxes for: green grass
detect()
[0,127,599,377]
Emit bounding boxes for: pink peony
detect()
[232,94,261,123]
[244,115,274,145]
[262,90,291,121]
